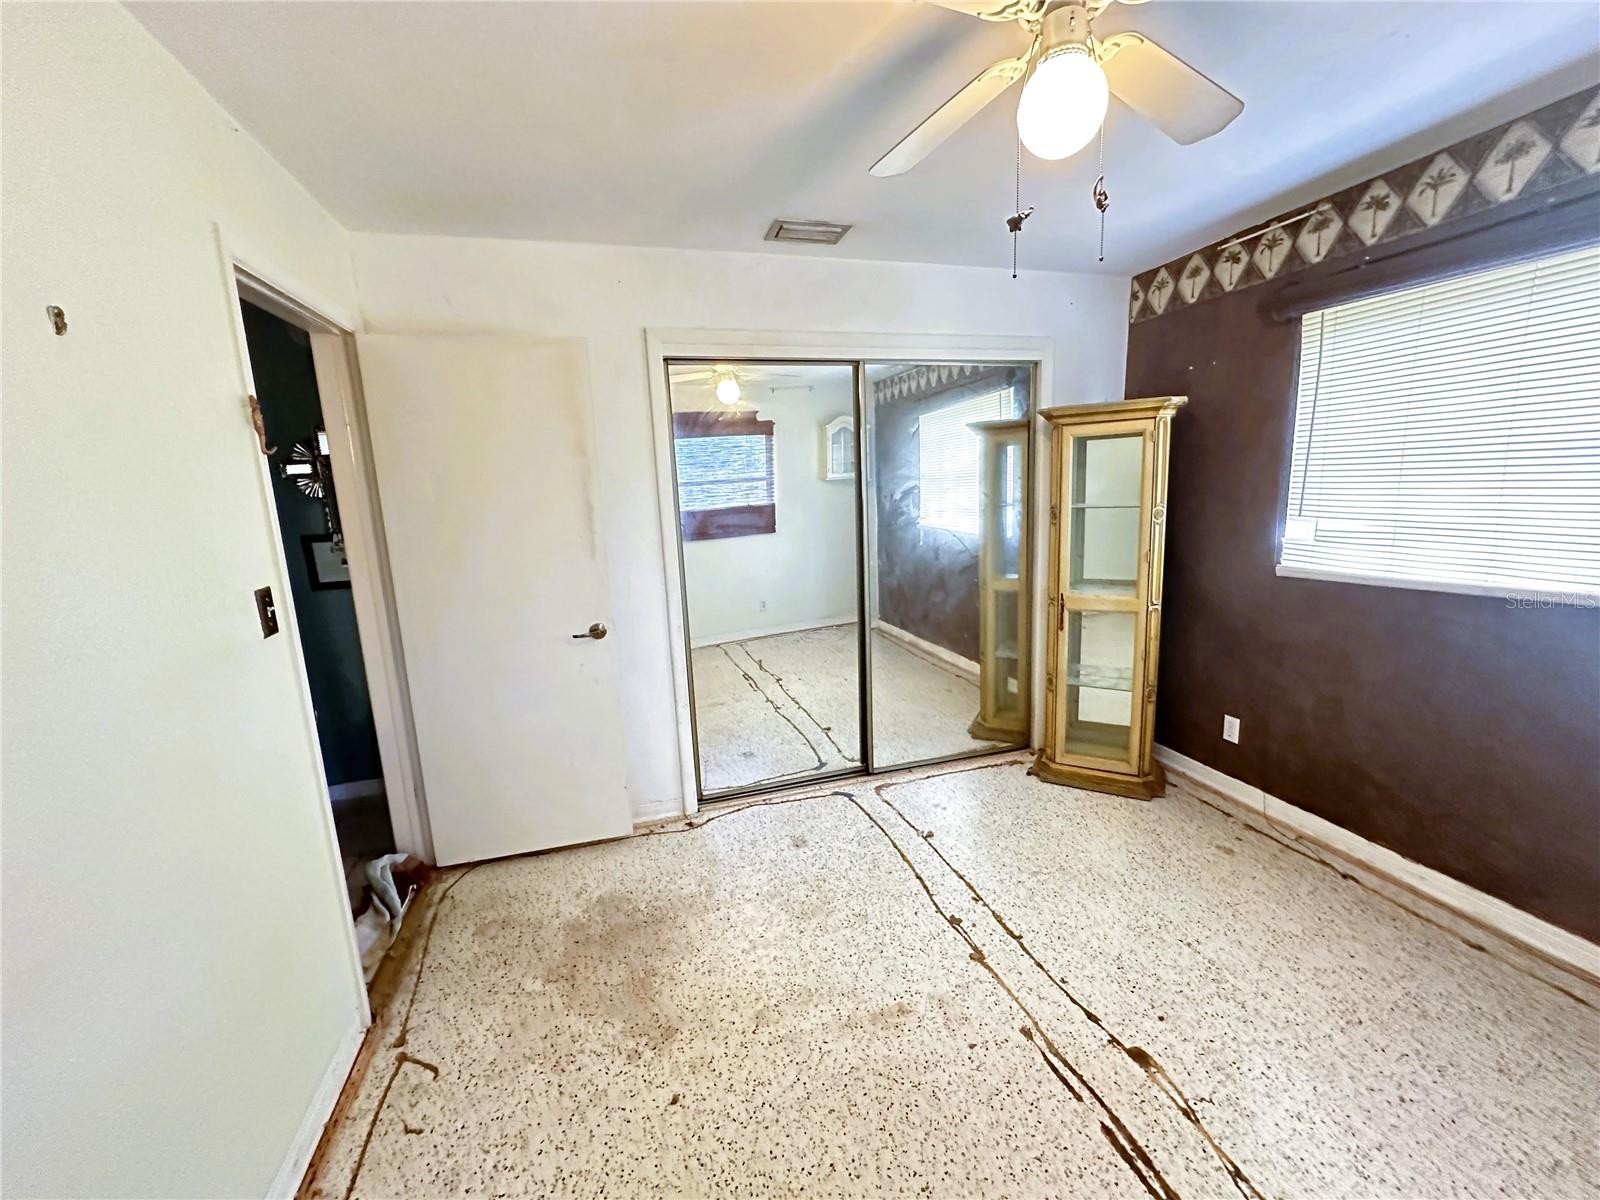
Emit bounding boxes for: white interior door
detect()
[356,334,630,864]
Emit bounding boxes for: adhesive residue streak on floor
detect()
[305,757,1599,1200]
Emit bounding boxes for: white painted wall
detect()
[2,6,365,1197]
[680,376,858,646]
[350,234,1128,819]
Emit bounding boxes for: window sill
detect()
[1274,563,1600,608]
[681,503,776,543]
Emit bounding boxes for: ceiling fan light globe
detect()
[1016,45,1108,160]
[715,374,742,405]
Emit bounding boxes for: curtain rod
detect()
[1227,201,1337,247]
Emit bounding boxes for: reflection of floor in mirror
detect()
[690,623,1014,794]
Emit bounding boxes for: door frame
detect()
[215,226,435,878]
[644,328,1054,818]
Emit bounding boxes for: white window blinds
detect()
[1280,242,1600,598]
[675,434,774,511]
[918,386,1017,535]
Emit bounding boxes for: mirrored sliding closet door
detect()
[668,357,1035,802]
[668,361,864,798]
[862,362,1033,770]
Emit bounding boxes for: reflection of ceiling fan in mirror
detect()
[668,364,810,409]
[871,0,1243,177]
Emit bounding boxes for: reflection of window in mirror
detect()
[673,410,776,541]
[917,386,1016,535]
[822,415,854,481]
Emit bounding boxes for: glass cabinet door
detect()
[1056,426,1150,772]
[1062,609,1136,759]
[1068,433,1144,596]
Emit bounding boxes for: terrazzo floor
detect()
[306,757,1600,1200]
[690,625,1014,793]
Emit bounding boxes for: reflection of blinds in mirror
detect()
[1281,243,1600,596]
[919,387,1016,535]
[675,434,774,511]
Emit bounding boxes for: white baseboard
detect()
[1155,745,1600,990]
[267,1017,366,1199]
[875,621,979,683]
[691,616,854,649]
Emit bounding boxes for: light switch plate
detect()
[254,586,279,638]
[1223,714,1240,744]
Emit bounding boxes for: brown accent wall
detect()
[1127,290,1600,942]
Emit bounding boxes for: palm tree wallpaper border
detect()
[1130,85,1600,324]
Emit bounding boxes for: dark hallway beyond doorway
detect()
[242,300,393,861]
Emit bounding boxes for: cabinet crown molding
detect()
[1040,396,1187,424]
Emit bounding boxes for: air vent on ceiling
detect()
[765,218,852,246]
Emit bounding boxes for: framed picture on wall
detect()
[301,534,351,590]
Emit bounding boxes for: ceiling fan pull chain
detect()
[1094,119,1110,263]
[1005,135,1033,279]
[1013,134,1021,278]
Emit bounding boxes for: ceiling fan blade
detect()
[1098,32,1243,145]
[916,0,1048,20]
[870,50,1031,177]
[672,368,806,384]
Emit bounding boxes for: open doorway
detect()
[242,301,394,857]
[234,292,427,984]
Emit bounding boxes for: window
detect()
[677,434,772,509]
[673,411,776,541]
[1280,243,1600,599]
[918,386,1017,535]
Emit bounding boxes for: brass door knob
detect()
[572,622,608,640]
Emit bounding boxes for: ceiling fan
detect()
[669,365,808,408]
[871,0,1243,177]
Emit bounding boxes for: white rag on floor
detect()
[353,853,416,983]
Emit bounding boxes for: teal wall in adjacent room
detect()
[242,301,383,789]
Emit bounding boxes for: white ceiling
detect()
[669,361,847,388]
[132,1,1600,274]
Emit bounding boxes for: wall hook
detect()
[46,305,67,336]
[247,394,277,456]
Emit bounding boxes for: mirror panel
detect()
[669,361,863,796]
[864,362,1033,769]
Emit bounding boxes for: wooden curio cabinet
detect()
[1032,397,1186,799]
[968,418,1030,743]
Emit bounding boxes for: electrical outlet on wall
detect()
[1222,714,1241,744]
[759,599,768,612]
